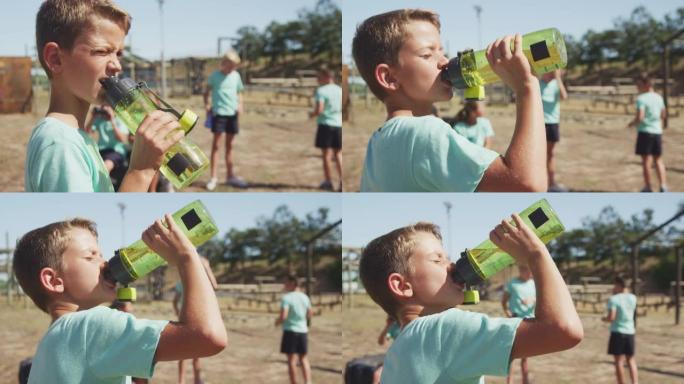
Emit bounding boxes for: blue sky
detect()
[0,0,336,59]
[342,0,682,64]
[0,193,340,265]
[342,194,684,259]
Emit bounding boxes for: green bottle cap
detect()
[117,287,137,302]
[179,109,198,133]
[463,289,480,305]
[464,86,485,100]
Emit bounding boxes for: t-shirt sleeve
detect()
[483,119,494,137]
[86,307,169,380]
[412,121,500,192]
[314,87,324,103]
[441,310,522,379]
[636,97,645,111]
[32,140,94,192]
[607,296,616,311]
[236,74,244,92]
[280,295,289,310]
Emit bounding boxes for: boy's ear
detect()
[375,64,400,93]
[43,42,64,76]
[387,272,413,299]
[39,267,65,294]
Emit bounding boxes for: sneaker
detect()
[640,186,652,192]
[548,183,568,192]
[227,176,248,189]
[660,185,668,192]
[205,177,218,191]
[319,180,333,191]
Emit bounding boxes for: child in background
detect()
[310,67,343,192]
[85,104,129,190]
[602,276,638,384]
[377,316,401,346]
[204,50,247,190]
[539,69,568,192]
[627,72,668,192]
[502,265,537,384]
[276,275,314,384]
[451,100,495,149]
[359,217,583,383]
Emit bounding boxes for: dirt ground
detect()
[0,89,338,192]
[344,98,684,192]
[0,297,342,384]
[343,294,684,384]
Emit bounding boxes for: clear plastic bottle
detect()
[100,77,209,189]
[452,198,565,287]
[105,200,218,300]
[440,28,567,99]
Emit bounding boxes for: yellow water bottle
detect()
[441,28,567,100]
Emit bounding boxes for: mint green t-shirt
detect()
[208,70,244,116]
[387,321,401,340]
[281,291,311,333]
[540,79,560,124]
[505,278,536,319]
[28,306,168,384]
[360,115,500,192]
[381,308,521,384]
[635,92,665,134]
[314,83,343,127]
[607,293,637,335]
[25,117,115,192]
[452,117,495,147]
[93,117,128,156]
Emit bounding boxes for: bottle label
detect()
[181,209,201,230]
[528,207,550,228]
[530,41,551,61]
[167,153,190,176]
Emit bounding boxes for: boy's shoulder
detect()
[381,115,451,133]
[29,117,86,148]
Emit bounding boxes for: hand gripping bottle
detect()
[452,199,564,304]
[100,76,209,189]
[104,200,218,301]
[440,28,567,100]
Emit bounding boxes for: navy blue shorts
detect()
[212,114,239,134]
[608,332,635,356]
[545,123,560,142]
[315,124,342,149]
[635,132,662,156]
[281,330,308,355]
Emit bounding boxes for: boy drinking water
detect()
[359,216,583,383]
[353,9,546,192]
[627,72,668,192]
[26,0,185,192]
[13,215,227,383]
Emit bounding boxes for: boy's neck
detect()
[47,300,82,323]
[385,96,435,120]
[46,81,92,129]
[396,302,448,328]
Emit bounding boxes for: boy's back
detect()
[360,115,499,192]
[636,91,665,134]
[314,83,343,127]
[25,117,114,192]
[607,292,637,334]
[29,306,167,384]
[281,291,311,333]
[382,308,520,384]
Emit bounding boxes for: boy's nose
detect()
[107,57,123,76]
[437,54,449,69]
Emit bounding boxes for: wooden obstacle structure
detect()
[0,57,33,114]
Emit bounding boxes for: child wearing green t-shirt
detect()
[602,276,638,384]
[26,0,185,192]
[353,9,547,192]
[451,100,495,149]
[627,72,668,192]
[276,275,314,384]
[359,215,583,383]
[310,67,343,192]
[12,214,227,383]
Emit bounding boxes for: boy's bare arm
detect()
[501,291,512,317]
[476,35,547,192]
[203,85,212,112]
[490,214,583,360]
[142,215,227,361]
[601,308,617,322]
[627,109,644,128]
[555,70,568,100]
[275,307,288,326]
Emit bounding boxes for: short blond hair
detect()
[352,9,441,100]
[36,0,131,78]
[13,219,98,313]
[360,222,442,318]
